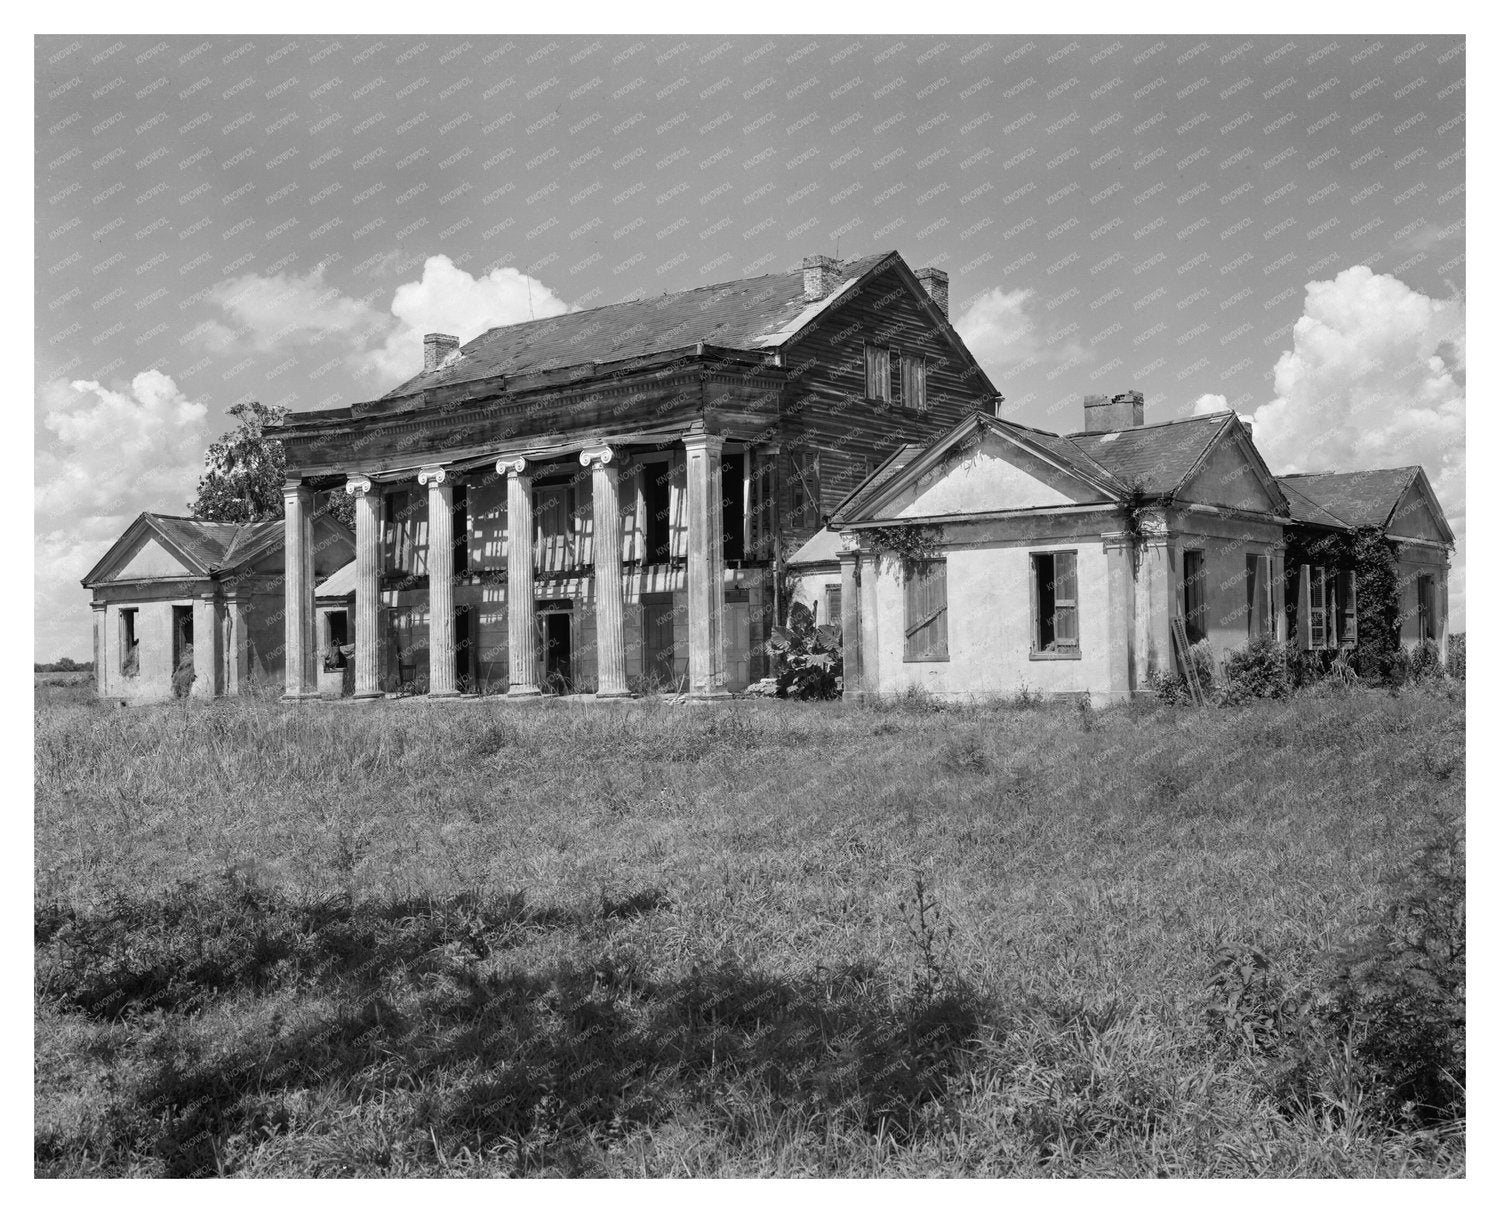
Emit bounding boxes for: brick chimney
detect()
[915,267,949,317]
[424,332,460,372]
[1083,390,1145,433]
[802,255,841,301]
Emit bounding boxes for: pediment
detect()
[107,533,197,581]
[1387,478,1452,544]
[881,430,1110,520]
[1178,432,1282,513]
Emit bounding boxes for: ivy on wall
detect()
[860,524,945,578]
[1283,524,1403,672]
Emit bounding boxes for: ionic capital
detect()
[345,474,374,498]
[579,444,616,471]
[417,464,448,487]
[495,455,528,477]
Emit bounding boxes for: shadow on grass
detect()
[36,876,981,1176]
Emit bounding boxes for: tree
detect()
[190,401,289,523]
[190,401,354,527]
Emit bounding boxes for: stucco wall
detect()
[99,597,189,702]
[865,538,1114,699]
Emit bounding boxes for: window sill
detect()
[1029,650,1082,661]
[903,654,950,663]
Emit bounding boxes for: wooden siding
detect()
[774,265,991,548]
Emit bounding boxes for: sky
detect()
[35,33,1466,660]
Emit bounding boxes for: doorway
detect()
[537,600,573,693]
[641,592,677,690]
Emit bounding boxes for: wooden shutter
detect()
[1296,564,1311,649]
[1338,569,1357,646]
[1245,554,1259,637]
[904,560,948,660]
[1308,565,1326,649]
[903,356,927,411]
[827,586,843,629]
[1053,551,1078,648]
[890,348,902,406]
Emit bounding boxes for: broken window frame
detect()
[1182,549,1208,644]
[1031,550,1080,658]
[119,607,139,677]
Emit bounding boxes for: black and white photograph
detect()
[31,13,1468,1184]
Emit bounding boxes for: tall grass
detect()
[35,686,1463,1176]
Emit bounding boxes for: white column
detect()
[91,602,106,699]
[684,434,728,698]
[582,445,630,698]
[346,475,384,700]
[498,456,541,697]
[1101,531,1136,702]
[192,594,217,698]
[837,534,862,700]
[419,465,459,698]
[281,481,319,700]
[1269,545,1288,645]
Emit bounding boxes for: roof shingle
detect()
[1274,468,1420,529]
[380,251,894,401]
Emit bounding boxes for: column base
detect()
[351,689,385,701]
[428,690,462,700]
[280,692,322,702]
[687,688,732,701]
[594,690,634,700]
[506,686,544,699]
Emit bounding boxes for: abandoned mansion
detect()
[84,249,1454,703]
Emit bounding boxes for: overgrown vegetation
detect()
[860,524,945,577]
[35,689,1463,1176]
[762,601,843,699]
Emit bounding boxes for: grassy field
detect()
[34,684,1464,1177]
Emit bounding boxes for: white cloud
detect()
[953,285,1092,376]
[359,255,572,383]
[1192,393,1230,416]
[204,262,386,355]
[195,254,573,389]
[36,370,213,660]
[1249,266,1466,627]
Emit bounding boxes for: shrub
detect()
[1410,639,1445,683]
[1220,636,1291,703]
[1149,638,1216,704]
[1326,815,1465,1125]
[765,602,843,700]
[1447,633,1466,680]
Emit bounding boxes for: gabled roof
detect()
[829,442,928,521]
[379,251,896,402]
[1275,468,1419,528]
[787,527,843,568]
[832,411,1128,525]
[1276,466,1454,543]
[81,513,307,588]
[1067,411,1240,497]
[316,559,357,598]
[1276,477,1355,529]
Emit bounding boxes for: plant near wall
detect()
[860,524,944,578]
[1117,478,1152,571]
[764,601,842,699]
